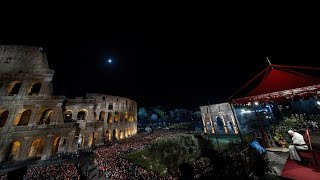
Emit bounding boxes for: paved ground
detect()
[266,148,289,177]
[266,132,320,179]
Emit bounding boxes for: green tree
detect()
[148,134,200,171]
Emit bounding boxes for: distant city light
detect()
[254,102,259,105]
[317,101,320,105]
[240,110,252,114]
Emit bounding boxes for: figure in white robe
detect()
[288,130,308,161]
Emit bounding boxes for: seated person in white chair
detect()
[287,130,308,161]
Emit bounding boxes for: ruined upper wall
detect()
[0,45,51,75]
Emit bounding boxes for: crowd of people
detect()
[1,130,214,179]
[0,163,80,180]
[93,129,212,179]
[94,130,182,179]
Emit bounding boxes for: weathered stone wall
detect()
[0,45,137,163]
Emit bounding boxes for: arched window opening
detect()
[114,112,119,123]
[6,141,21,161]
[77,109,87,120]
[28,139,44,158]
[0,110,9,127]
[106,130,111,141]
[99,111,106,121]
[8,81,22,96]
[64,110,73,123]
[15,109,32,126]
[52,137,61,155]
[125,112,129,121]
[38,109,52,125]
[120,131,124,139]
[216,116,224,134]
[113,129,118,140]
[129,113,134,122]
[28,83,41,96]
[107,112,113,123]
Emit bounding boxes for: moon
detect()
[108,59,112,63]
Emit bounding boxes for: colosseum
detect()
[0,45,137,163]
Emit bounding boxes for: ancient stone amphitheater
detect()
[0,45,137,162]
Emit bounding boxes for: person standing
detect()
[287,130,308,161]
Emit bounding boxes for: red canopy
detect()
[231,64,320,104]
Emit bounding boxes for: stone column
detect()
[18,136,32,161]
[229,113,239,134]
[87,105,95,122]
[218,114,228,134]
[208,114,215,134]
[51,103,64,124]
[2,105,22,132]
[0,81,8,96]
[66,131,76,153]
[95,128,102,145]
[0,136,12,162]
[38,80,52,97]
[17,81,30,96]
[41,134,53,160]
[28,104,41,126]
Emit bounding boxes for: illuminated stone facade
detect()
[199,102,239,134]
[0,45,137,162]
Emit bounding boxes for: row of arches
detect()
[6,81,42,96]
[5,137,63,161]
[64,110,136,122]
[0,107,137,128]
[0,108,53,127]
[105,128,135,141]
[204,115,237,134]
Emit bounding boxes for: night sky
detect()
[1,1,320,109]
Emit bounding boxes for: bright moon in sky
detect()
[108,59,112,63]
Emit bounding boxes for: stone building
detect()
[0,45,137,162]
[199,102,239,134]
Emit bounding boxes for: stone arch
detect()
[226,121,234,133]
[120,130,124,139]
[88,133,93,147]
[105,130,111,141]
[0,109,9,127]
[107,112,113,123]
[38,109,52,125]
[64,110,73,122]
[113,129,118,140]
[5,141,21,161]
[125,128,128,138]
[125,111,129,121]
[14,109,32,126]
[93,132,98,145]
[94,111,97,120]
[52,137,61,155]
[7,81,22,96]
[28,83,42,96]
[77,109,88,120]
[28,139,44,158]
[99,111,106,121]
[81,135,85,147]
[87,132,98,147]
[129,113,134,122]
[114,111,119,123]
[216,116,224,134]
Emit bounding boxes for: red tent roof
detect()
[231,64,320,104]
